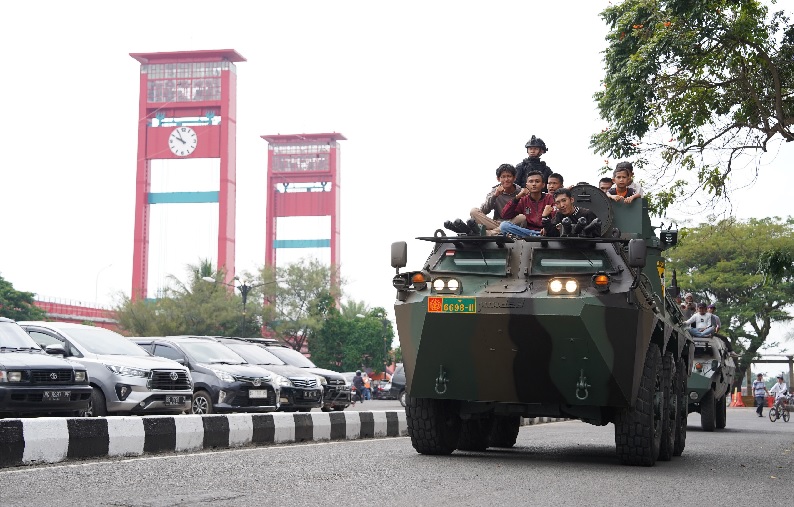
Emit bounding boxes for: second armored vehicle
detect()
[686,334,736,431]
[391,185,694,466]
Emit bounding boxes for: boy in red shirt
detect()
[499,170,555,236]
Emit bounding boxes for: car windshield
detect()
[63,327,150,356]
[224,343,286,365]
[181,342,246,364]
[0,322,43,350]
[532,249,612,275]
[267,346,316,368]
[432,248,508,275]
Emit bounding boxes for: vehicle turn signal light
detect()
[594,275,609,286]
[695,362,703,371]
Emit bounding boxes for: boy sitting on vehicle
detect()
[541,188,599,238]
[684,302,716,337]
[607,165,639,204]
[499,170,555,237]
[469,164,528,235]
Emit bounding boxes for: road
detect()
[0,408,791,507]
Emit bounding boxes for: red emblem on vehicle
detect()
[428,297,443,313]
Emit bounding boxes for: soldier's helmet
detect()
[525,135,548,152]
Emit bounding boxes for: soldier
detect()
[541,188,598,237]
[515,135,552,188]
[469,164,528,235]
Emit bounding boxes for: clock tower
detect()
[129,49,245,300]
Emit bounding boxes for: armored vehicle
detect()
[686,334,736,431]
[391,184,694,466]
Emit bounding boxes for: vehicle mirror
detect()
[175,358,186,365]
[391,241,407,269]
[45,344,67,356]
[627,239,647,268]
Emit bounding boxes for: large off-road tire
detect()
[406,396,461,455]
[457,417,494,451]
[658,352,676,461]
[700,391,716,431]
[673,357,687,456]
[715,394,727,429]
[488,415,521,448]
[615,345,663,466]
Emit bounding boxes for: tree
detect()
[592,0,793,214]
[259,258,341,351]
[115,260,245,336]
[0,274,45,321]
[666,217,794,388]
[310,306,394,372]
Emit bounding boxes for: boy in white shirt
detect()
[769,375,789,411]
[684,302,716,337]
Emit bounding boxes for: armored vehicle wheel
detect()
[457,417,494,451]
[673,358,687,456]
[488,415,521,448]
[406,397,461,455]
[615,345,663,466]
[658,352,676,461]
[715,394,727,429]
[700,391,716,431]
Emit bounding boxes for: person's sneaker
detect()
[759,414,763,417]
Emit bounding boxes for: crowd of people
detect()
[447,134,643,239]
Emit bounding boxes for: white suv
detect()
[20,322,192,416]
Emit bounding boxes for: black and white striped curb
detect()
[0,410,406,469]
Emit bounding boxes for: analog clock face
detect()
[169,127,198,156]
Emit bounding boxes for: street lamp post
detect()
[202,276,278,337]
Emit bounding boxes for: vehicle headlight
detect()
[548,278,580,295]
[565,280,578,293]
[105,364,150,378]
[75,371,87,382]
[0,371,23,382]
[433,279,445,291]
[317,375,327,385]
[272,374,293,387]
[209,369,236,383]
[549,279,563,293]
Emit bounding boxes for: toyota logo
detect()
[50,373,58,380]
[253,378,262,387]
[170,372,178,381]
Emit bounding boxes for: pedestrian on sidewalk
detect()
[753,373,769,417]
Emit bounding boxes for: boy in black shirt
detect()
[542,188,599,237]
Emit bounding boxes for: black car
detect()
[390,363,406,407]
[0,317,92,417]
[132,336,279,414]
[238,339,351,412]
[214,338,323,412]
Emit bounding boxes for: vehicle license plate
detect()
[164,396,186,406]
[304,391,319,399]
[427,297,476,314]
[249,389,269,398]
[43,391,70,401]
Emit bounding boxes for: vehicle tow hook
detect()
[435,365,448,395]
[576,369,590,401]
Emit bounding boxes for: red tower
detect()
[129,49,245,300]
[261,133,346,269]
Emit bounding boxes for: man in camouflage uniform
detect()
[515,135,552,188]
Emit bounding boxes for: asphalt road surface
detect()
[1,408,791,507]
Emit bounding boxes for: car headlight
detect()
[75,371,87,382]
[272,374,293,387]
[209,368,236,383]
[105,364,150,378]
[548,278,580,295]
[317,375,327,385]
[0,371,23,382]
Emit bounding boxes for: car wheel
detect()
[84,387,107,417]
[321,406,332,412]
[399,390,406,407]
[191,390,213,415]
[333,406,346,411]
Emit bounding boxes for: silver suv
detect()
[19,322,192,416]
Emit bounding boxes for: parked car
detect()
[20,322,192,416]
[239,339,351,412]
[213,338,323,412]
[0,317,92,417]
[390,363,406,407]
[133,336,279,414]
[375,381,393,400]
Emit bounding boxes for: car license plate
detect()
[427,297,476,314]
[164,396,186,406]
[304,391,319,399]
[43,391,70,401]
[249,389,269,398]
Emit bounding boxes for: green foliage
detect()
[0,274,45,321]
[666,216,794,384]
[592,0,793,214]
[310,306,394,373]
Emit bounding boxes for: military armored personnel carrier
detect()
[391,184,694,466]
[686,334,736,431]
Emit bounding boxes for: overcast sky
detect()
[2,1,792,360]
